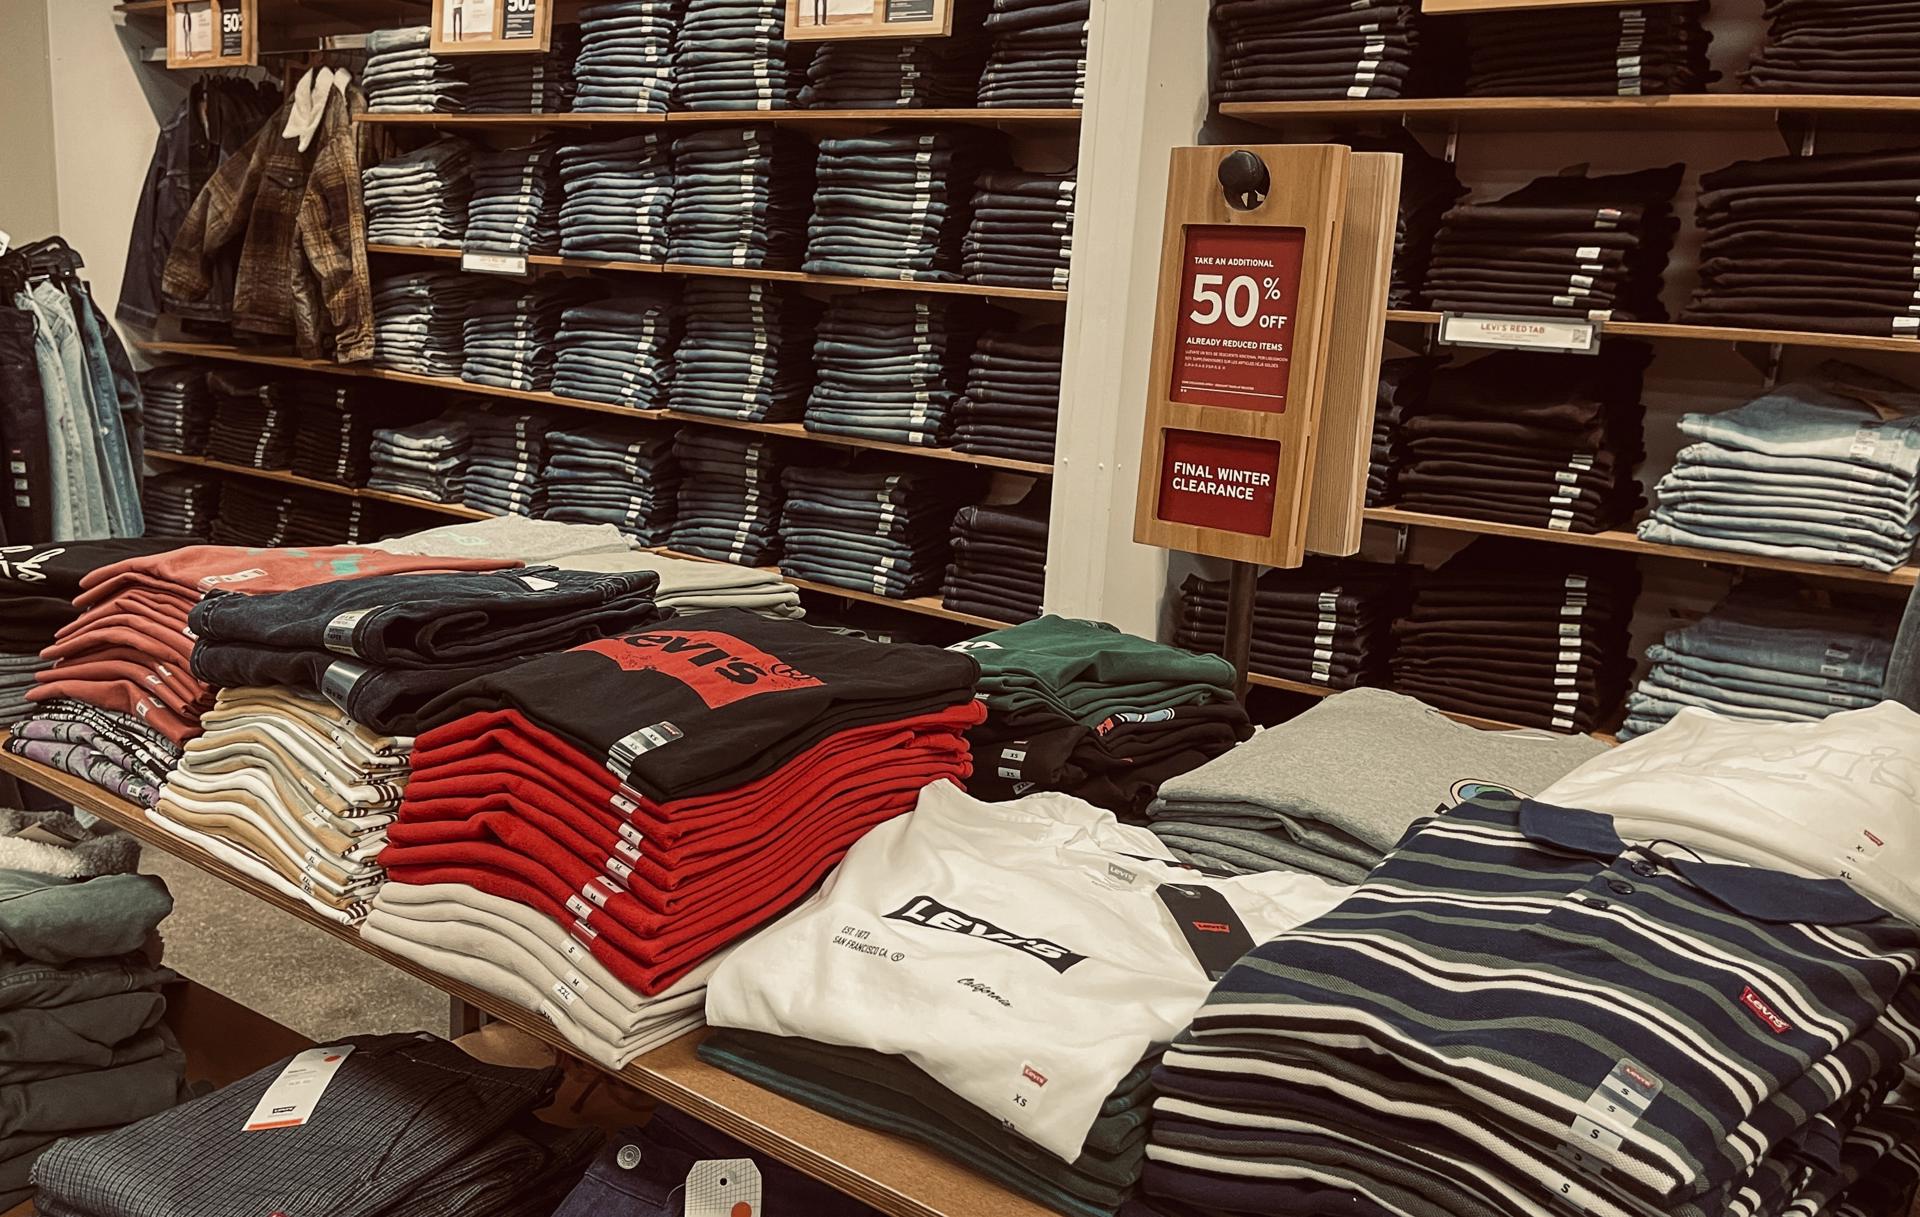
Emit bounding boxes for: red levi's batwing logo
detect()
[1022,1066,1049,1087]
[578,631,824,709]
[1740,987,1792,1035]
[1192,921,1233,934]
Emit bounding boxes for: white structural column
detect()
[1044,0,1213,638]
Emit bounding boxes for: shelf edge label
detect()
[1439,312,1599,355]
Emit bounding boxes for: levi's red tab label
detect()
[1740,986,1792,1034]
[578,630,824,709]
[1156,884,1255,980]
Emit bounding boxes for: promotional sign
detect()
[166,0,256,68]
[785,0,954,41]
[1155,431,1283,536]
[1168,225,1307,415]
[432,0,552,54]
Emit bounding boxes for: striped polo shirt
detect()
[1153,798,1920,1216]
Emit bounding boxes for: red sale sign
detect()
[1155,430,1282,536]
[1168,224,1306,414]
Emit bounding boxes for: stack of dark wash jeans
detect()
[668,430,786,564]
[540,423,679,545]
[779,463,972,599]
[800,0,990,107]
[1685,146,1920,337]
[806,294,981,447]
[1367,354,1438,507]
[556,132,674,264]
[1619,580,1896,740]
[369,412,471,504]
[364,26,466,114]
[1638,362,1920,572]
[1175,559,1407,690]
[287,494,370,545]
[462,280,593,395]
[551,291,678,410]
[282,380,375,487]
[467,24,582,112]
[141,472,218,540]
[140,367,212,456]
[963,168,1074,291]
[372,270,481,377]
[210,483,360,547]
[1425,165,1683,321]
[363,139,472,250]
[953,323,1059,463]
[464,410,551,518]
[203,370,295,471]
[1391,345,1648,534]
[1341,129,1465,308]
[940,490,1047,622]
[979,0,1088,107]
[804,130,990,282]
[667,281,820,422]
[33,1034,602,1217]
[1210,0,1428,103]
[575,0,683,114]
[667,127,815,268]
[1462,3,1714,96]
[1391,539,1638,734]
[674,0,807,110]
[464,139,564,257]
[1744,0,1920,94]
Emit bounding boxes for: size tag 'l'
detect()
[243,1045,355,1131]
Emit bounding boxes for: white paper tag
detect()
[1439,313,1599,354]
[686,1159,763,1217]
[461,250,530,277]
[243,1045,355,1131]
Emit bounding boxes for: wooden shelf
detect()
[0,748,1049,1217]
[358,109,1082,130]
[133,341,1053,476]
[1222,95,1920,133]
[1363,507,1920,587]
[1243,674,1620,743]
[144,450,494,518]
[1385,309,1920,356]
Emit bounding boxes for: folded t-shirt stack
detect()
[954,323,1061,463]
[556,132,674,265]
[363,26,466,115]
[139,366,213,456]
[963,169,1074,292]
[1391,539,1638,734]
[551,291,678,411]
[1173,558,1406,690]
[963,614,1250,817]
[573,0,679,114]
[1425,164,1683,321]
[667,281,820,423]
[807,294,984,447]
[673,0,808,111]
[801,0,989,108]
[372,269,482,378]
[462,280,591,395]
[371,615,983,1064]
[1620,580,1896,741]
[202,369,293,471]
[1638,362,1920,573]
[804,130,991,283]
[780,463,971,599]
[363,138,472,250]
[705,782,1349,1217]
[1462,2,1714,96]
[667,431,787,565]
[979,0,1089,107]
[1743,0,1920,95]
[140,473,219,542]
[1389,344,1649,533]
[1209,0,1434,103]
[942,492,1048,623]
[369,412,470,504]
[283,379,376,487]
[464,139,564,259]
[1366,354,1437,506]
[667,127,815,268]
[467,24,581,113]
[464,410,551,519]
[1685,145,1920,337]
[553,547,805,619]
[539,423,679,546]
[1146,686,1607,882]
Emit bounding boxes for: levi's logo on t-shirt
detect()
[579,631,823,709]
[885,896,1089,973]
[1740,986,1792,1035]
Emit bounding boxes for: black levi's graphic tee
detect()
[416,610,982,801]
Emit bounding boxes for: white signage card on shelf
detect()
[432,0,551,53]
[1439,312,1600,354]
[785,0,953,41]
[179,1,213,54]
[461,251,531,277]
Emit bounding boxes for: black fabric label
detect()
[1157,884,1254,980]
[219,5,244,56]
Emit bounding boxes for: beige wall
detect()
[0,0,60,245]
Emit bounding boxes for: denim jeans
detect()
[1677,370,1920,477]
[14,288,109,539]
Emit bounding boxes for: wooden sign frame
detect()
[785,0,954,41]
[165,0,257,69]
[431,0,554,55]
[1132,144,1352,569]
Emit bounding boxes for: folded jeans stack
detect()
[574,0,683,114]
[281,378,377,486]
[363,138,473,250]
[139,473,218,542]
[941,492,1047,623]
[979,0,1089,107]
[556,131,674,264]
[464,410,552,518]
[551,291,679,411]
[206,484,307,548]
[1342,129,1465,308]
[667,431,787,565]
[964,168,1074,291]
[1639,362,1920,572]
[667,127,816,268]
[464,139,564,258]
[673,0,807,110]
[800,0,989,108]
[1174,559,1406,691]
[779,463,970,598]
[539,423,680,546]
[804,129,992,283]
[372,270,483,378]
[466,24,582,113]
[462,280,593,395]
[138,367,213,456]
[666,281,821,423]
[1743,0,1920,95]
[1209,0,1443,103]
[807,293,985,446]
[1462,2,1715,96]
[1366,354,1437,507]
[363,26,466,114]
[202,369,293,471]
[954,323,1061,463]
[281,493,371,546]
[369,412,470,504]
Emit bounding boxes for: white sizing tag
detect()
[243,1045,355,1131]
[686,1159,762,1217]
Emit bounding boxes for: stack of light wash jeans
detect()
[667,281,820,423]
[962,168,1074,291]
[779,463,972,598]
[557,132,675,264]
[363,138,472,249]
[674,0,806,110]
[540,422,680,545]
[574,0,682,114]
[1639,363,1920,573]
[140,366,213,456]
[667,127,815,268]
[1620,581,1896,740]
[369,412,471,504]
[363,26,466,114]
[806,294,983,447]
[800,0,990,107]
[551,291,678,410]
[462,280,594,394]
[978,0,1088,106]
[282,378,376,486]
[803,130,991,283]
[203,369,294,471]
[467,24,582,112]
[463,409,550,517]
[465,139,564,257]
[372,270,482,377]
[952,323,1060,463]
[941,490,1047,622]
[669,431,786,564]
[141,471,218,540]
